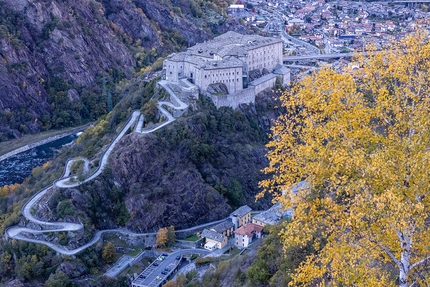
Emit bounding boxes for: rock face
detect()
[111,134,231,231]
[207,83,229,95]
[0,0,245,140]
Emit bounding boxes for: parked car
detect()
[153,262,159,266]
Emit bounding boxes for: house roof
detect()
[210,220,235,233]
[273,64,291,76]
[234,223,263,237]
[253,202,293,226]
[201,229,226,243]
[230,205,252,218]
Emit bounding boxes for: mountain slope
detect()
[0,0,239,141]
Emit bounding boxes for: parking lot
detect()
[132,253,181,287]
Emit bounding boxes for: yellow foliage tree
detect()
[102,242,116,264]
[156,227,168,247]
[260,31,430,287]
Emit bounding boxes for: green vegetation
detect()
[184,235,199,242]
[154,94,281,208]
[244,223,321,287]
[102,233,141,257]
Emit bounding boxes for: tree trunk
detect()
[398,231,411,287]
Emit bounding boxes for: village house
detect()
[230,205,252,230]
[210,220,235,237]
[200,229,228,251]
[234,223,263,248]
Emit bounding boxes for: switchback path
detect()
[5,89,231,256]
[54,111,140,188]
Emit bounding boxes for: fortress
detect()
[163,31,290,108]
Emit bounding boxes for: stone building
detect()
[201,229,228,250]
[230,205,252,230]
[252,202,292,227]
[210,220,235,237]
[163,31,290,108]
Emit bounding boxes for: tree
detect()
[141,100,158,125]
[156,227,168,247]
[260,31,430,287]
[44,271,71,287]
[102,242,117,264]
[167,225,176,247]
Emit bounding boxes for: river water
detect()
[0,135,77,186]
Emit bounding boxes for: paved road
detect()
[105,255,134,278]
[55,111,140,188]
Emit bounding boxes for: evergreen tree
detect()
[167,225,176,247]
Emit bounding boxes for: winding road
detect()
[5,87,210,255]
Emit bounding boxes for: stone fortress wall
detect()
[207,87,256,109]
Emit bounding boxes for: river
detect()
[0,134,77,186]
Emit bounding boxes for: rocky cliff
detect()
[64,92,283,233]
[0,0,241,141]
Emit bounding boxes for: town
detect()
[231,0,430,54]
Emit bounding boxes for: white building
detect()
[234,223,263,248]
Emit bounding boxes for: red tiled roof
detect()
[234,223,263,237]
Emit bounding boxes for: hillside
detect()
[0,0,249,141]
[49,92,283,234]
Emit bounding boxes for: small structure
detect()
[228,4,245,16]
[210,220,235,237]
[200,229,228,251]
[252,202,292,227]
[234,223,263,248]
[230,205,252,230]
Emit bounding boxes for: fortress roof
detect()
[166,53,243,70]
[187,31,282,58]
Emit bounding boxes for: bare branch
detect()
[368,238,401,268]
[410,255,430,270]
